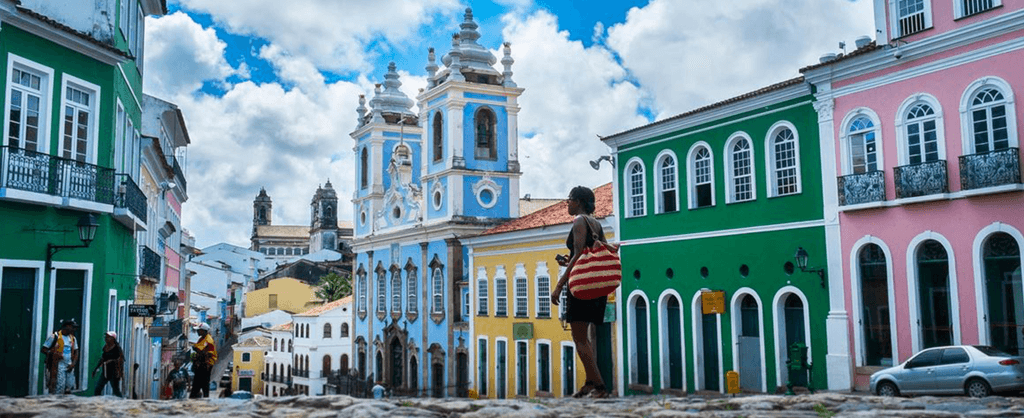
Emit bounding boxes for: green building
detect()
[601,78,830,395]
[0,0,166,396]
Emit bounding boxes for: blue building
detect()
[350,8,524,397]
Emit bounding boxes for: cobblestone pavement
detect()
[2,392,1024,417]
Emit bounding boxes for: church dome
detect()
[441,8,500,76]
[369,62,416,118]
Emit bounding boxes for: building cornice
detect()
[1,7,128,66]
[461,216,617,249]
[352,220,503,252]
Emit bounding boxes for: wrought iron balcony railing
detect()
[172,157,187,193]
[115,174,147,223]
[140,246,162,280]
[960,148,1021,191]
[294,370,309,378]
[0,146,114,205]
[838,170,886,206]
[894,160,948,199]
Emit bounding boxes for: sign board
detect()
[701,291,725,315]
[726,371,740,394]
[512,323,533,340]
[128,304,157,317]
[238,369,254,377]
[148,326,170,338]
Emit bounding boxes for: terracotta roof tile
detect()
[294,296,352,317]
[269,322,293,331]
[235,336,271,347]
[519,198,562,216]
[799,41,883,72]
[483,183,613,235]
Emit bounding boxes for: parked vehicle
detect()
[871,345,1024,398]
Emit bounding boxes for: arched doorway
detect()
[431,362,444,398]
[736,294,762,392]
[323,355,332,377]
[983,233,1023,356]
[340,354,349,375]
[858,243,893,366]
[409,356,419,394]
[917,240,952,349]
[660,293,684,390]
[629,294,650,386]
[390,339,403,388]
[376,351,384,382]
[783,294,807,387]
[693,291,720,392]
[456,352,469,397]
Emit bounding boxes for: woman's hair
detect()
[569,186,596,214]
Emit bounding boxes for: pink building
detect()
[804,0,1024,391]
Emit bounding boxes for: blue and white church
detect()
[350,8,524,397]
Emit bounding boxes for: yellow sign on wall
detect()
[701,290,726,314]
[726,371,740,394]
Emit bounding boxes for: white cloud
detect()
[176,0,462,73]
[606,0,875,119]
[143,11,240,98]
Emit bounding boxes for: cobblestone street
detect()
[3,393,1024,417]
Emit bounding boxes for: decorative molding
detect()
[620,219,826,247]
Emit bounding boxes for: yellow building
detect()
[232,336,271,394]
[245,277,320,317]
[465,184,617,398]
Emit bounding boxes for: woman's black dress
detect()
[563,216,608,324]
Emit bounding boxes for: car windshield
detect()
[973,345,1013,357]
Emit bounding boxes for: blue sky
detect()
[144,0,876,248]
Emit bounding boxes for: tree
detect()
[315,272,351,302]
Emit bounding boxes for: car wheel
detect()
[966,378,992,398]
[877,381,899,397]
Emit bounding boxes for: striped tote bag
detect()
[568,239,621,300]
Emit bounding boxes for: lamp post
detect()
[45,213,99,271]
[793,247,826,288]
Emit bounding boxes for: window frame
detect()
[724,132,756,204]
[535,269,550,319]
[653,150,680,214]
[889,0,933,38]
[473,106,498,161]
[495,266,508,317]
[432,111,444,163]
[58,74,101,164]
[765,121,802,197]
[4,54,54,153]
[840,108,885,175]
[431,267,443,314]
[623,157,647,218]
[391,268,402,315]
[242,352,251,362]
[376,268,386,314]
[895,93,946,165]
[406,265,418,314]
[535,339,552,393]
[514,263,528,318]
[323,323,332,339]
[959,76,1018,155]
[953,0,1001,19]
[477,267,488,315]
[686,141,716,209]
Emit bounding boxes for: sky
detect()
[144,0,876,249]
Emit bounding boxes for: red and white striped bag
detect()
[568,217,621,300]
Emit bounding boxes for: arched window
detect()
[431,268,443,314]
[358,271,367,312]
[655,152,678,213]
[391,268,402,315]
[323,323,332,339]
[858,244,892,366]
[360,147,368,189]
[536,274,550,318]
[477,268,489,315]
[917,240,952,349]
[726,135,754,203]
[495,267,508,316]
[407,267,418,314]
[689,144,714,208]
[625,159,646,217]
[258,207,266,222]
[969,88,1011,154]
[904,103,939,164]
[474,107,497,160]
[288,340,293,352]
[433,112,444,162]
[847,116,879,173]
[514,273,528,318]
[323,355,332,375]
[983,233,1022,356]
[769,126,800,196]
[274,338,278,352]
[340,323,349,338]
[377,269,386,314]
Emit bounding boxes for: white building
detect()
[265,322,294,397]
[185,243,264,346]
[290,296,354,396]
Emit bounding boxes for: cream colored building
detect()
[245,277,321,317]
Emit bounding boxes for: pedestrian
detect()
[168,359,190,399]
[91,331,124,397]
[551,186,613,398]
[371,381,385,399]
[41,319,79,395]
[189,322,217,399]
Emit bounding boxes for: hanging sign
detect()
[129,304,157,317]
[701,291,725,315]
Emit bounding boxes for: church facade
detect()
[250,182,354,263]
[350,8,524,397]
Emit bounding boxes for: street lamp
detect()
[589,155,614,170]
[46,214,99,270]
[793,247,826,288]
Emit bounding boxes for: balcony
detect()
[838,171,886,206]
[113,174,147,230]
[894,160,948,199]
[140,246,162,281]
[960,148,1022,191]
[0,146,115,212]
[171,157,187,194]
[294,370,309,378]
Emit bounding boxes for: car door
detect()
[933,347,971,393]
[900,349,942,394]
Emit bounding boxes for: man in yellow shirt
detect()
[189,323,217,398]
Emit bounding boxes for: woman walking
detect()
[92,331,124,397]
[551,185,613,398]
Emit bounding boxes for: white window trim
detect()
[495,265,508,316]
[889,0,933,39]
[431,267,443,314]
[623,157,647,218]
[376,270,386,313]
[477,336,489,396]
[476,267,488,315]
[391,269,402,315]
[0,259,46,395]
[559,341,576,398]
[534,262,550,318]
[690,289,724,393]
[895,93,947,165]
[242,352,251,363]
[626,290,652,386]
[535,339,553,393]
[513,263,529,318]
[495,336,508,398]
[972,223,1024,346]
[653,149,680,214]
[515,340,529,397]
[839,108,885,175]
[407,267,418,314]
[724,132,757,204]
[764,121,803,197]
[849,236,900,367]
[953,0,1002,19]
[686,141,716,209]
[728,288,767,393]
[656,289,687,393]
[959,76,1018,155]
[905,230,961,354]
[770,286,811,389]
[46,261,93,393]
[119,0,130,40]
[58,74,102,165]
[4,53,54,153]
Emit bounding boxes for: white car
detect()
[870,345,1024,398]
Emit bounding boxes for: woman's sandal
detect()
[572,381,596,398]
[588,384,609,398]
